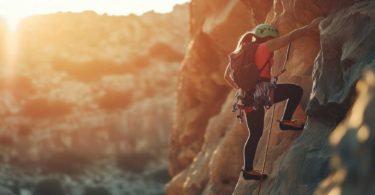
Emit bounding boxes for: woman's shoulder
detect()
[257,42,270,51]
[256,42,272,55]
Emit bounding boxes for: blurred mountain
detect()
[18,4,188,63]
[0,3,189,195]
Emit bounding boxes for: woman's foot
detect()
[241,169,268,180]
[279,120,304,131]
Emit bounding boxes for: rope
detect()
[275,43,292,81]
[256,43,292,195]
[257,102,276,195]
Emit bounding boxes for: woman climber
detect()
[224,17,323,180]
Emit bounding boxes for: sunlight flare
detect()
[2,14,21,79]
[4,14,22,32]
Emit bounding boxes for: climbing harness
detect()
[252,81,276,110]
[231,55,272,123]
[232,84,274,124]
[257,43,292,195]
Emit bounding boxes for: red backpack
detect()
[229,43,270,92]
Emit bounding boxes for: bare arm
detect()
[224,64,239,89]
[265,17,324,52]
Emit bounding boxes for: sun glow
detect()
[0,0,189,31]
[4,15,22,32]
[0,0,189,77]
[2,14,22,79]
[0,0,189,17]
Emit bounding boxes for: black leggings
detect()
[243,84,303,171]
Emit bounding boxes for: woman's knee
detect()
[291,85,303,99]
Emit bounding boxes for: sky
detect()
[0,0,190,20]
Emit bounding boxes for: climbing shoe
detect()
[279,120,304,131]
[241,169,268,180]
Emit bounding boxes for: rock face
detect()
[169,0,255,178]
[168,0,375,194]
[316,70,375,195]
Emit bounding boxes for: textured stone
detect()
[309,1,375,115]
[169,31,229,177]
[168,0,375,195]
[235,1,375,194]
[169,0,254,177]
[315,70,375,195]
[167,92,245,195]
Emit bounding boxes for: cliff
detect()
[168,0,375,194]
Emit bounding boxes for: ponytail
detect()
[230,32,254,57]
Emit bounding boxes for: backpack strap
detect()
[258,57,272,73]
[249,43,272,74]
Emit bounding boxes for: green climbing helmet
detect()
[251,24,279,38]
